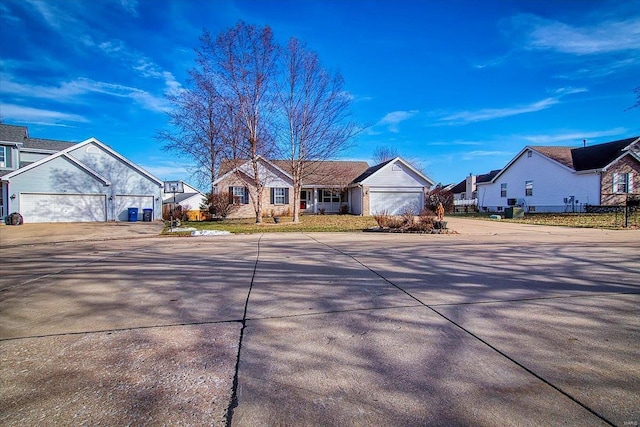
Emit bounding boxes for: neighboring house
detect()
[476,136,640,213]
[162,182,206,220]
[213,156,434,217]
[451,170,501,213]
[0,124,163,223]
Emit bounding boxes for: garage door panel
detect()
[21,194,107,223]
[115,195,154,221]
[370,191,423,216]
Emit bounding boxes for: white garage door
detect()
[115,195,154,221]
[21,193,107,223]
[370,191,423,215]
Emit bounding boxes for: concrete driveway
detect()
[0,220,638,426]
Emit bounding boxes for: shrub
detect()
[426,187,454,213]
[202,191,238,219]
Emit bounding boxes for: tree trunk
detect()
[292,182,302,223]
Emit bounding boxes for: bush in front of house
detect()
[373,207,438,232]
[201,191,238,220]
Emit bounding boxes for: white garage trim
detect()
[369,190,423,215]
[21,193,107,223]
[114,195,155,221]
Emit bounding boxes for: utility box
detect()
[505,207,524,219]
[128,207,139,222]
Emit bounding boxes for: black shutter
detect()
[284,188,289,205]
[229,187,233,204]
[244,187,249,204]
[270,188,274,204]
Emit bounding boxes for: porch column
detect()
[313,188,318,214]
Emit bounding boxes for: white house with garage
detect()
[214,156,434,217]
[476,136,640,213]
[0,124,163,223]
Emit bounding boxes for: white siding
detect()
[364,160,426,187]
[114,195,154,221]
[67,141,162,219]
[479,150,601,212]
[8,156,109,214]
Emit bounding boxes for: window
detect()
[527,150,532,158]
[321,189,340,203]
[525,180,533,196]
[500,183,507,198]
[229,186,249,204]
[270,187,289,205]
[0,146,6,167]
[613,173,632,193]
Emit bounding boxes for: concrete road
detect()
[0,220,638,426]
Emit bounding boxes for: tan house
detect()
[213,157,435,217]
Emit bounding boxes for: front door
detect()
[300,190,308,210]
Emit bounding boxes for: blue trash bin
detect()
[142,208,153,222]
[128,207,138,222]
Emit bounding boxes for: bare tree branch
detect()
[278,37,359,222]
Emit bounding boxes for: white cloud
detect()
[120,0,139,17]
[1,104,88,124]
[376,110,419,133]
[1,75,172,113]
[510,14,640,55]
[436,86,588,126]
[522,127,628,144]
[439,98,558,125]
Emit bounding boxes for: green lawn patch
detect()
[457,212,639,229]
[167,214,378,234]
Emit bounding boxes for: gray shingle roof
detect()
[531,136,639,172]
[0,124,28,142]
[0,123,76,151]
[22,138,76,151]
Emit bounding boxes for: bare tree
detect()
[198,22,279,223]
[157,46,229,193]
[372,145,399,164]
[627,86,640,111]
[278,37,359,222]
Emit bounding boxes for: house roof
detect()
[531,136,639,172]
[484,136,640,184]
[272,160,370,187]
[352,157,435,186]
[450,179,466,194]
[217,158,370,187]
[477,169,501,183]
[22,138,76,151]
[0,124,28,142]
[0,124,76,151]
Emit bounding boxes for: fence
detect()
[585,204,639,228]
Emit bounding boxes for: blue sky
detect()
[1,0,639,189]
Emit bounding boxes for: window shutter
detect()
[628,174,633,193]
[284,188,289,204]
[244,187,249,204]
[229,187,233,204]
[270,188,274,205]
